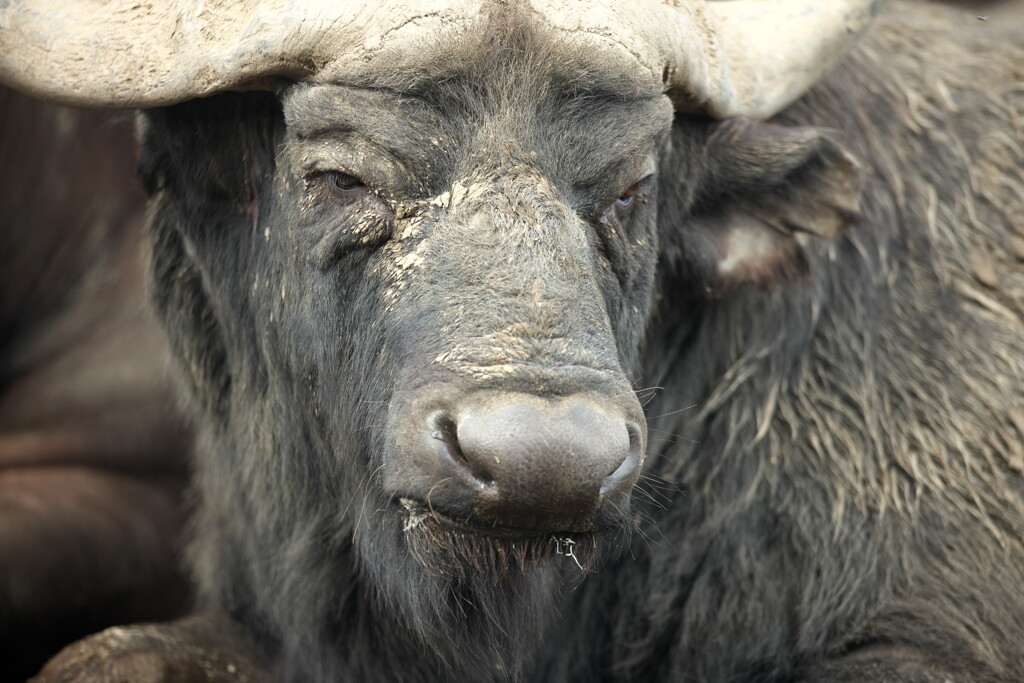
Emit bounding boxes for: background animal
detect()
[1,1,1023,681]
[0,87,192,681]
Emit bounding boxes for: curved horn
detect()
[662,0,886,118]
[0,1,479,108]
[1,0,881,118]
[528,0,884,119]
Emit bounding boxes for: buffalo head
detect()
[1,0,875,678]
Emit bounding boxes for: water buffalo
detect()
[2,0,1024,681]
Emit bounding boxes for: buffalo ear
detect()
[677,117,861,295]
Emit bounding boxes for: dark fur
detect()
[32,2,1024,681]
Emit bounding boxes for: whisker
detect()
[648,404,698,419]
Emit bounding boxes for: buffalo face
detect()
[279,66,669,558]
[140,30,673,670]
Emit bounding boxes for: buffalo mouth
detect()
[395,497,607,576]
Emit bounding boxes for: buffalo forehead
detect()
[312,1,665,100]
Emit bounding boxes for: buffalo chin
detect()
[339,498,617,680]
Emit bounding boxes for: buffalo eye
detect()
[323,171,364,193]
[306,170,367,202]
[614,175,652,214]
[618,183,640,206]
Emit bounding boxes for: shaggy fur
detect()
[571,7,1024,681]
[42,2,1022,682]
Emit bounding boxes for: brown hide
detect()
[0,87,191,681]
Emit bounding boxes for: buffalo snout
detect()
[388,389,645,534]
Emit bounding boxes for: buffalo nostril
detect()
[600,421,644,496]
[430,412,494,486]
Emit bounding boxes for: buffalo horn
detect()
[0,0,882,118]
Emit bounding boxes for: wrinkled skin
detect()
[19,1,1024,682]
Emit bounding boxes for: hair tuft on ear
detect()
[671,117,862,296]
